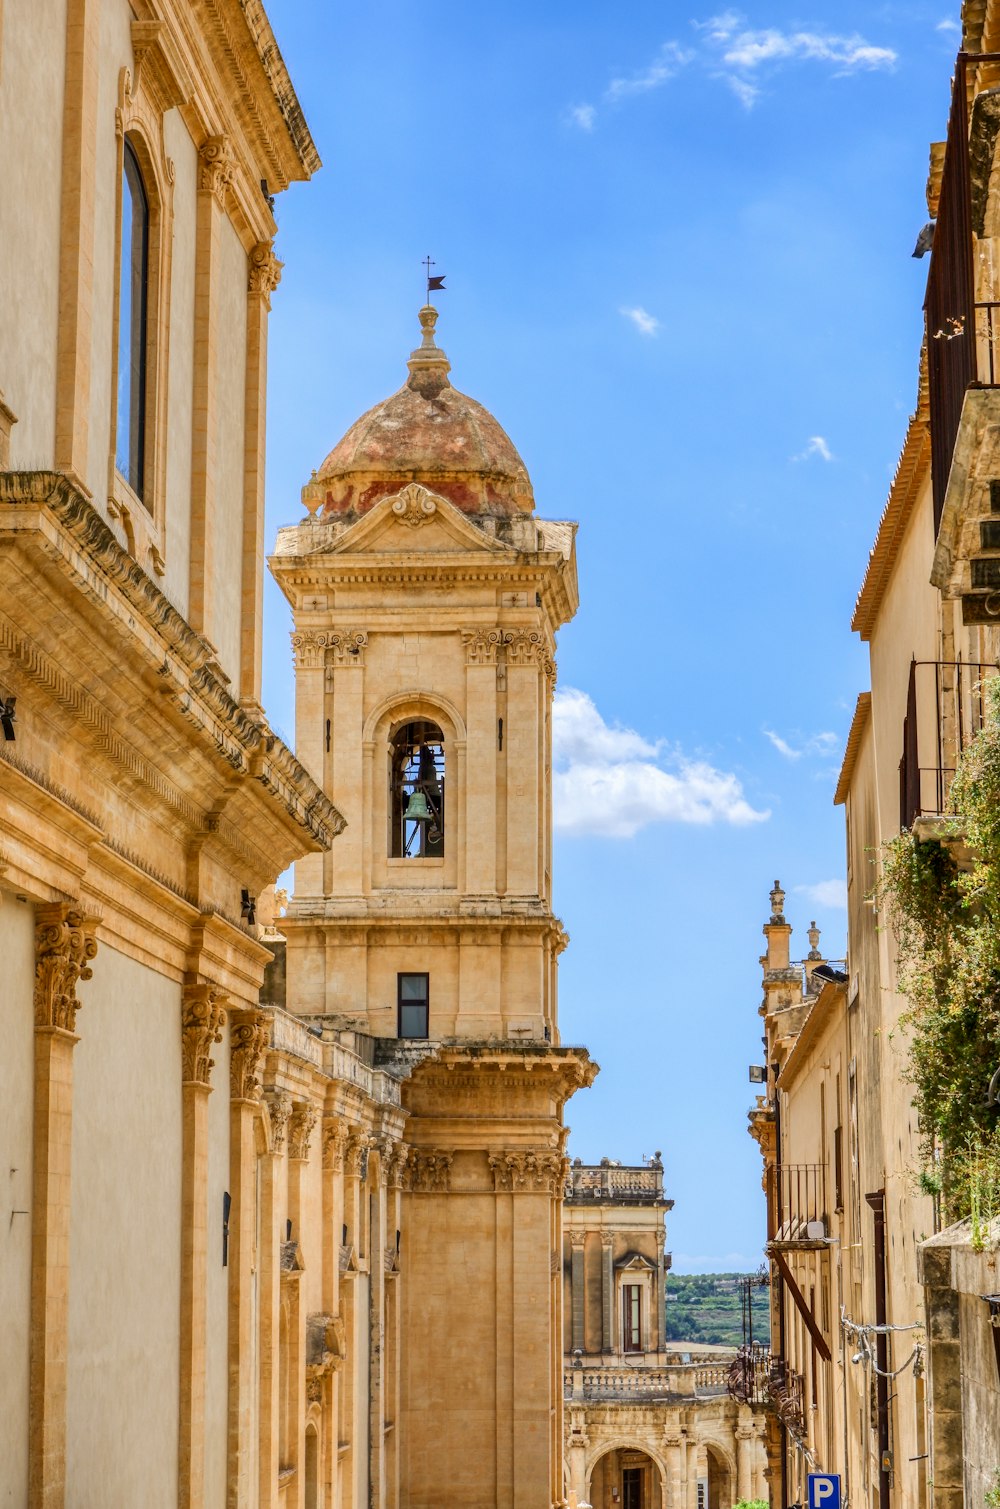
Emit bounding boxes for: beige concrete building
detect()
[749,9,1000,1509]
[0,2,596,1507]
[562,1160,768,1509]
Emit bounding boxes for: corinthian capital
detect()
[287,1101,318,1160]
[199,134,235,206]
[34,903,99,1033]
[248,240,283,306]
[181,983,228,1085]
[229,1006,269,1101]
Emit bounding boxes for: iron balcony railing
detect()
[899,659,998,829]
[728,1343,772,1406]
[925,53,1000,534]
[770,1162,827,1245]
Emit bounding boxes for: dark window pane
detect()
[400,974,427,1001]
[399,1003,428,1039]
[116,141,148,500]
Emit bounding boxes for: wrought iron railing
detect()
[899,659,998,828]
[728,1343,772,1406]
[772,1162,827,1243]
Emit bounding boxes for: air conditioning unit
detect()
[805,1219,827,1241]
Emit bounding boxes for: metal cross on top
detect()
[423,255,446,299]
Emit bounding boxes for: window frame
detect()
[622,1282,643,1353]
[397,972,430,1040]
[116,137,150,502]
[389,720,446,860]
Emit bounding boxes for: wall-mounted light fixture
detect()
[749,1065,767,1083]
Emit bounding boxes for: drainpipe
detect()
[773,1065,788,1509]
[866,1191,891,1509]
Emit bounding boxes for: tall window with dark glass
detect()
[117,140,148,499]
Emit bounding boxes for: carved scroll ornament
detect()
[34,903,99,1033]
[181,983,227,1085]
[229,1006,268,1101]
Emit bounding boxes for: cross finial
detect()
[423,254,446,302]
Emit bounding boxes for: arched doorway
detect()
[704,1443,734,1509]
[588,1446,664,1509]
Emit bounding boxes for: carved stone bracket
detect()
[248,240,283,307]
[229,1006,268,1101]
[306,1312,345,1401]
[390,482,437,527]
[264,1088,292,1152]
[198,134,235,206]
[34,903,100,1033]
[287,1101,318,1160]
[181,982,227,1085]
[409,1150,453,1193]
[489,1149,566,1194]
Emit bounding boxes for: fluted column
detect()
[178,983,228,1509]
[259,1090,291,1508]
[28,903,99,1509]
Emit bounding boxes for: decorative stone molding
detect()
[306,1312,345,1401]
[0,391,18,468]
[229,1007,268,1101]
[287,1101,318,1160]
[248,241,283,307]
[462,627,504,665]
[461,626,555,682]
[409,1150,453,1192]
[388,1144,410,1190]
[33,903,99,1033]
[390,482,437,527]
[489,1149,564,1193]
[322,1117,350,1171]
[198,134,235,206]
[130,19,189,111]
[264,1089,292,1152]
[569,1229,587,1250]
[291,628,368,670]
[180,983,227,1085]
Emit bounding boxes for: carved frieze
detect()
[34,903,99,1033]
[198,134,235,206]
[291,628,368,670]
[390,483,437,527]
[488,1149,564,1194]
[229,1006,268,1101]
[264,1089,292,1152]
[409,1150,453,1192]
[248,240,283,307]
[287,1101,318,1160]
[181,983,227,1085]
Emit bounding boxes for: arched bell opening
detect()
[389,719,445,858]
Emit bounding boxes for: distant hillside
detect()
[666,1273,771,1348]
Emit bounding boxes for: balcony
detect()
[727,1343,771,1407]
[565,1158,668,1206]
[899,658,997,829]
[564,1360,730,1403]
[769,1163,828,1248]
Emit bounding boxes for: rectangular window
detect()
[397,973,429,1039]
[622,1283,642,1352]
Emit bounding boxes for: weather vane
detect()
[423,254,446,302]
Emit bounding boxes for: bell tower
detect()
[271,306,595,1508]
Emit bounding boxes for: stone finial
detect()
[769,880,785,923]
[406,305,451,398]
[807,920,821,960]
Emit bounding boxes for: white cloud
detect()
[567,103,596,131]
[794,879,848,910]
[936,18,961,35]
[605,41,692,102]
[704,14,897,72]
[764,728,837,760]
[792,434,834,463]
[553,688,769,837]
[726,74,760,108]
[619,305,660,337]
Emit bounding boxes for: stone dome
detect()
[302,306,535,520]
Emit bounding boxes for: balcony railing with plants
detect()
[899,659,998,829]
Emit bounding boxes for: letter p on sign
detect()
[808,1476,841,1509]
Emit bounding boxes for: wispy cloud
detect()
[936,18,961,36]
[791,434,834,463]
[567,103,596,132]
[569,12,897,127]
[620,305,660,337]
[605,41,692,102]
[763,728,838,760]
[553,688,769,837]
[794,878,848,910]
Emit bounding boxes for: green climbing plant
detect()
[878,677,1000,1231]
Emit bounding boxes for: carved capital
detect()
[569,1229,586,1250]
[322,1117,350,1171]
[344,1130,371,1180]
[229,1006,268,1101]
[291,629,328,669]
[462,627,504,666]
[488,1149,564,1194]
[390,482,437,527]
[264,1088,292,1152]
[287,1101,318,1160]
[388,1143,410,1190]
[326,629,368,668]
[34,904,99,1033]
[181,983,227,1085]
[306,1311,345,1403]
[248,240,283,306]
[198,134,235,206]
[409,1149,453,1192]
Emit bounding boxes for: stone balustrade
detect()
[563,1361,730,1401]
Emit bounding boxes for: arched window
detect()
[389,720,445,857]
[116,140,149,500]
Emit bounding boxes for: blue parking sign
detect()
[808,1475,841,1509]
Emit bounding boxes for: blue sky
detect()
[260,2,959,1271]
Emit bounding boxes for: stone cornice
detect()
[0,472,344,857]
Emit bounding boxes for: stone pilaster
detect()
[226,1006,267,1508]
[178,982,227,1509]
[28,903,99,1509]
[601,1233,614,1354]
[570,1230,586,1354]
[240,241,282,704]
